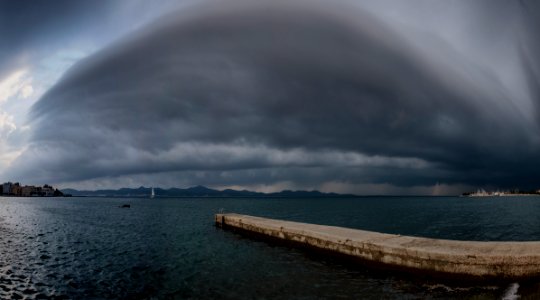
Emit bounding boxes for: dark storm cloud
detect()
[0,1,108,42]
[0,0,185,75]
[520,1,540,126]
[8,0,540,191]
[0,0,111,71]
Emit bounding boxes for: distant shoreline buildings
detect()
[1,182,66,197]
[463,188,540,197]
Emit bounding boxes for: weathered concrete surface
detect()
[216,213,540,279]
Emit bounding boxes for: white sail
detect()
[151,187,155,198]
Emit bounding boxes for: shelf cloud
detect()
[6,0,540,193]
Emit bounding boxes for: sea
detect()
[1,196,540,299]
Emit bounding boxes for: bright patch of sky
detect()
[0,0,197,173]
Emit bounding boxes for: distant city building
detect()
[21,186,38,197]
[1,182,64,197]
[11,182,21,196]
[42,184,55,197]
[3,182,12,195]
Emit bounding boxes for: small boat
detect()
[151,187,155,199]
[119,204,130,208]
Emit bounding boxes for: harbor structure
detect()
[216,213,540,279]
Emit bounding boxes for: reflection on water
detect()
[1,196,540,299]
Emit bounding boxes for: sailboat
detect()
[150,187,155,199]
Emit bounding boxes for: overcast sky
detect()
[1,0,539,194]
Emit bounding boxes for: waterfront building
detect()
[42,184,55,197]
[3,182,12,195]
[21,186,38,197]
[11,183,22,196]
[1,182,63,197]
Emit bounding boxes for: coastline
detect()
[464,194,540,198]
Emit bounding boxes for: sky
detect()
[0,0,539,195]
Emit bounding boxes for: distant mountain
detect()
[61,185,356,198]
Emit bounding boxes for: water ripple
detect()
[1,196,540,298]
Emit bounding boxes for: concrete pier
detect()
[216,213,540,279]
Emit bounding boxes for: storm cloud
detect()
[7,0,540,193]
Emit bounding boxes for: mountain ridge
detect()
[61,186,357,198]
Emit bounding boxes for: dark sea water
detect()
[2,196,540,299]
